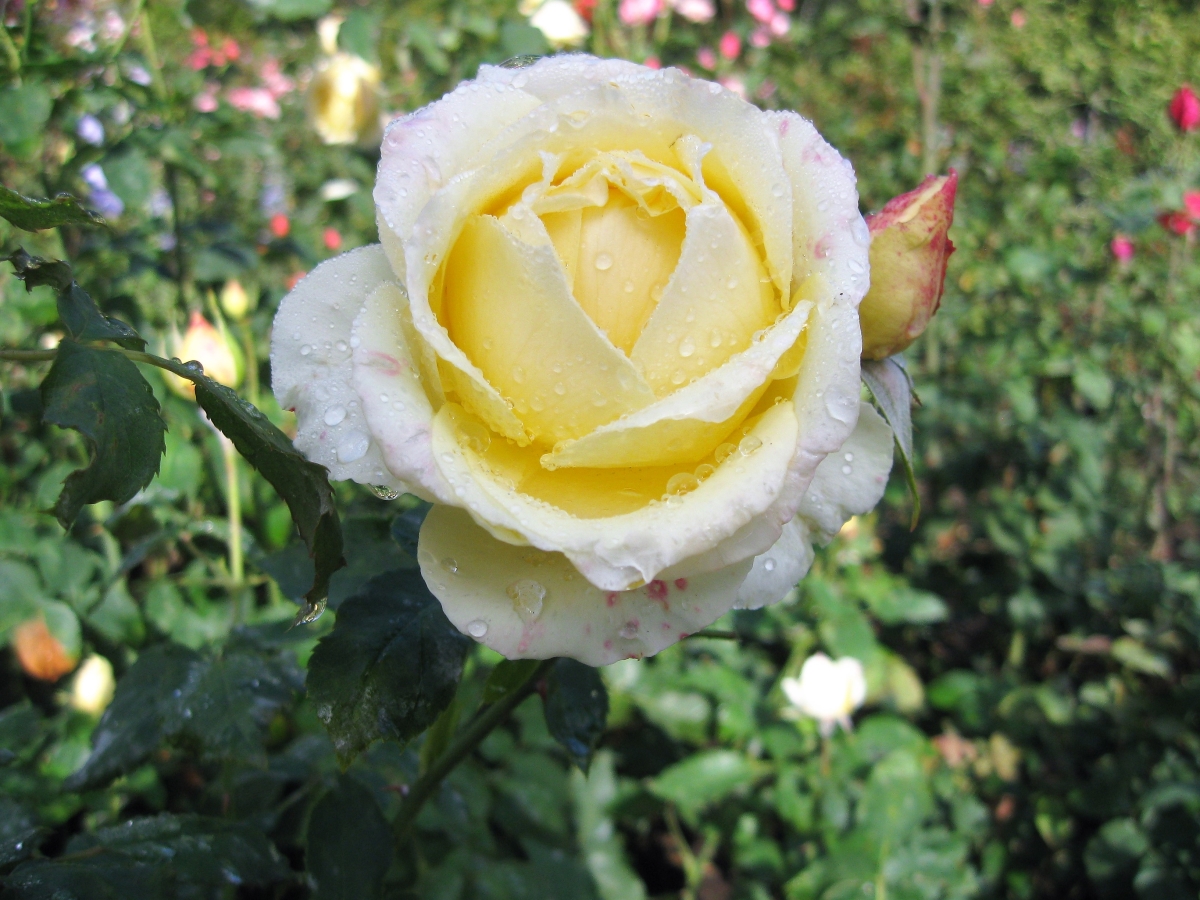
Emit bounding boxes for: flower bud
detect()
[781,652,866,736]
[166,310,244,399]
[1170,86,1200,133]
[69,654,115,715]
[859,170,957,360]
[13,616,78,682]
[220,279,252,320]
[309,52,382,146]
[528,0,590,47]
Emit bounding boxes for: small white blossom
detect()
[781,652,866,736]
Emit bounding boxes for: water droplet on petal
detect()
[299,345,312,356]
[678,338,695,358]
[554,382,566,395]
[739,434,763,455]
[324,405,346,426]
[694,463,716,481]
[665,472,700,496]
[467,619,488,638]
[594,252,613,271]
[714,442,738,464]
[507,578,546,623]
[844,452,854,462]
[441,557,459,574]
[512,366,525,383]
[371,485,401,500]
[336,431,370,463]
[763,557,777,572]
[710,330,722,348]
[726,277,739,289]
[671,370,686,385]
[841,464,853,475]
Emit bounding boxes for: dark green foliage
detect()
[4,814,290,899]
[40,342,165,527]
[483,659,543,703]
[543,659,608,771]
[305,775,394,900]
[306,570,470,765]
[0,186,105,232]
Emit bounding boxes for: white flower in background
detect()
[272,55,896,665]
[781,653,866,735]
[527,0,590,48]
[69,654,115,716]
[670,0,716,23]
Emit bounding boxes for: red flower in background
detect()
[1159,211,1195,236]
[323,228,342,251]
[270,213,290,239]
[1184,190,1200,220]
[1170,86,1200,132]
[574,0,598,21]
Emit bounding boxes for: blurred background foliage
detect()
[2,0,1199,898]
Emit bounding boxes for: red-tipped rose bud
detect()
[1170,86,1200,133]
[859,170,957,360]
[166,310,244,399]
[13,616,78,682]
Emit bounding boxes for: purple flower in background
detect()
[81,165,124,218]
[76,114,105,146]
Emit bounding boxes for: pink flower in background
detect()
[643,55,661,69]
[978,0,994,6]
[229,86,281,119]
[323,228,342,251]
[1184,190,1200,220]
[670,0,715,22]
[618,0,662,26]
[1110,235,1134,263]
[719,30,741,60]
[776,0,794,11]
[750,27,771,48]
[1173,87,1200,132]
[1010,9,1026,27]
[747,0,774,25]
[719,75,746,99]
[696,46,716,69]
[260,59,295,99]
[1159,211,1195,236]
[194,82,219,113]
[769,11,789,36]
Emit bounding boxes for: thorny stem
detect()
[0,345,211,382]
[392,658,555,848]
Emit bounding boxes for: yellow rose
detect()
[166,310,243,399]
[273,56,895,665]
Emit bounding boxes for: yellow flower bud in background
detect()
[166,309,244,399]
[220,279,253,320]
[859,171,957,360]
[309,17,381,147]
[69,654,115,716]
[526,0,590,48]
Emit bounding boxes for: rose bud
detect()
[69,654,116,716]
[166,310,243,399]
[13,616,78,682]
[780,653,867,736]
[273,56,896,665]
[859,170,958,360]
[220,278,253,320]
[528,0,590,48]
[1170,86,1200,133]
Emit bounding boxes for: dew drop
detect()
[841,464,853,475]
[299,344,312,356]
[665,472,700,496]
[371,485,401,500]
[714,442,738,464]
[851,217,871,246]
[379,393,389,403]
[848,259,865,274]
[507,579,546,623]
[624,280,635,293]
[844,452,854,462]
[350,335,361,348]
[441,557,459,574]
[739,434,763,455]
[671,370,686,385]
[512,366,525,383]
[726,277,739,290]
[554,382,566,395]
[694,463,715,481]
[678,337,696,358]
[772,183,786,198]
[336,431,370,463]
[467,619,488,638]
[710,330,722,348]
[594,252,613,271]
[763,557,777,572]
[336,340,347,352]
[619,620,639,638]
[457,419,492,454]
[324,405,346,426]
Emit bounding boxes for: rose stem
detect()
[391,658,556,848]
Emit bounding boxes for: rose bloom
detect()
[780,652,866,736]
[272,56,895,665]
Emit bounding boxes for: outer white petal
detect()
[270,246,407,491]
[735,518,814,610]
[419,505,753,666]
[350,281,454,503]
[796,401,894,541]
[430,399,799,591]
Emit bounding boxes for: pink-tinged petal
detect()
[270,245,411,493]
[859,170,958,360]
[734,518,813,610]
[418,505,754,665]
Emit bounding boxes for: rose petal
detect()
[429,398,800,591]
[440,212,655,444]
[735,517,813,609]
[418,504,753,665]
[270,245,409,491]
[795,401,893,540]
[351,281,454,502]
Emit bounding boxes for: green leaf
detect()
[864,586,948,625]
[64,643,201,790]
[40,342,165,528]
[651,750,759,822]
[306,775,394,900]
[190,375,343,615]
[543,659,607,771]
[570,752,647,900]
[305,569,470,765]
[0,185,106,231]
[0,84,52,156]
[484,659,543,704]
[0,799,44,868]
[7,249,145,350]
[5,814,289,899]
[861,355,918,527]
[244,0,333,21]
